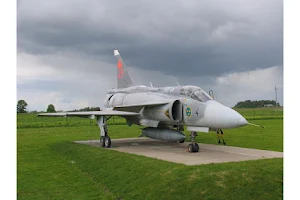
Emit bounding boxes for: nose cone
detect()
[204,100,248,129]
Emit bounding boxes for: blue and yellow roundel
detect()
[186,106,192,118]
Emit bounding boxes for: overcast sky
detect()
[17,0,283,111]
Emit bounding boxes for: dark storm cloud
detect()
[17,0,283,77]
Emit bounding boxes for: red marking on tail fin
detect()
[117,60,124,79]
[117,60,122,68]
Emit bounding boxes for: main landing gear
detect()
[100,135,111,148]
[217,129,226,145]
[188,131,199,153]
[98,116,111,148]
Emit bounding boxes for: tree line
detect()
[67,107,101,112]
[17,99,101,113]
[233,100,280,108]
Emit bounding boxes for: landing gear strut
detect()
[188,131,199,153]
[217,129,226,145]
[97,116,111,148]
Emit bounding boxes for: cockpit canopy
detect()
[180,86,213,102]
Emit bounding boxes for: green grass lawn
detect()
[234,107,283,120]
[17,114,283,200]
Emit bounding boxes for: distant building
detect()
[264,104,274,107]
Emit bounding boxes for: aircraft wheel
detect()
[188,144,193,152]
[194,143,199,152]
[179,139,185,143]
[100,136,105,147]
[188,143,199,152]
[104,136,111,148]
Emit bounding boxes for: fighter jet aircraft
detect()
[39,50,249,152]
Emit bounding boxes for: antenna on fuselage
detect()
[150,82,153,87]
[209,90,214,99]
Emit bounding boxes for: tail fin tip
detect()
[114,50,120,56]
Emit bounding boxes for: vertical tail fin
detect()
[114,50,134,89]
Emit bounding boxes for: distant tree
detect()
[94,107,101,111]
[46,104,56,113]
[234,100,279,108]
[68,106,101,112]
[17,100,28,113]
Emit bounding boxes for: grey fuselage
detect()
[103,85,248,130]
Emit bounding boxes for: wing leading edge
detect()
[38,110,140,118]
[38,101,174,118]
[113,101,171,113]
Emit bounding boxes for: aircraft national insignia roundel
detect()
[186,106,192,118]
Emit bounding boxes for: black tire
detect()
[188,144,193,152]
[194,143,199,152]
[179,139,185,143]
[104,136,111,148]
[100,136,105,147]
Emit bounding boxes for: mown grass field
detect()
[233,107,283,120]
[17,107,283,129]
[17,109,283,200]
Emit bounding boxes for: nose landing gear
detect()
[188,131,199,152]
[217,129,226,145]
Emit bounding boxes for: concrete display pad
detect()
[74,138,283,166]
